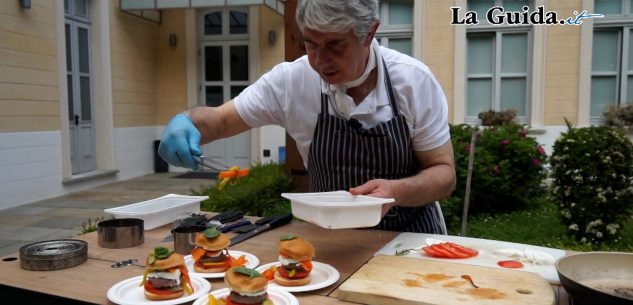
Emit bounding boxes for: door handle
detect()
[74,115,79,125]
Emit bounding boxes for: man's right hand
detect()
[158,114,202,170]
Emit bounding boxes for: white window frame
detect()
[198,7,250,106]
[465,28,533,124]
[455,0,546,126]
[375,0,414,55]
[589,0,633,124]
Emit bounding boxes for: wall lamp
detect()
[268,30,276,46]
[19,0,31,9]
[169,33,177,47]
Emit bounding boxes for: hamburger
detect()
[140,246,194,301]
[222,267,273,305]
[191,228,233,273]
[274,235,315,286]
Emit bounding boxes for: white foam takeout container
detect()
[282,191,394,229]
[104,194,208,230]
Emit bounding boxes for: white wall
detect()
[0,131,64,210]
[258,125,286,164]
[0,126,161,211]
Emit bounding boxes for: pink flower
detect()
[518,130,527,138]
[501,139,510,146]
[536,146,546,155]
[494,165,501,174]
[532,159,541,165]
[466,144,472,152]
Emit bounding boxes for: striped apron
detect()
[307,62,444,233]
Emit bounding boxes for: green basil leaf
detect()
[153,246,172,259]
[233,266,262,279]
[280,234,298,241]
[204,228,221,239]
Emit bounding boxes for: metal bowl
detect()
[97,218,144,249]
[556,252,633,305]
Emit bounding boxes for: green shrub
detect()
[478,108,517,126]
[603,104,633,127]
[550,122,633,244]
[191,163,295,217]
[441,123,548,229]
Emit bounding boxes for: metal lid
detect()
[19,239,88,271]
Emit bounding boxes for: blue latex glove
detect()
[158,114,202,170]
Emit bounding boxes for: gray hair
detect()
[296,0,379,42]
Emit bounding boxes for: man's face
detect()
[302,28,370,85]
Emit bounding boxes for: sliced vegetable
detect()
[230,255,247,267]
[302,260,313,271]
[498,260,524,269]
[208,293,219,305]
[262,266,276,281]
[191,248,207,262]
[144,281,183,295]
[461,274,479,288]
[422,242,478,259]
[180,265,195,294]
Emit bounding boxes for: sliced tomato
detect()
[276,266,310,279]
[422,243,478,259]
[498,260,524,269]
[144,281,183,295]
[225,296,248,305]
[444,242,478,257]
[431,244,464,258]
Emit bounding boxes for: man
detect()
[159,0,455,233]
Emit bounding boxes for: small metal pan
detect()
[556,252,633,305]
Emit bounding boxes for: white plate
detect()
[192,287,299,305]
[184,250,260,279]
[255,261,340,292]
[107,274,211,305]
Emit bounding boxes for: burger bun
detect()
[144,289,183,300]
[279,237,315,261]
[224,267,268,293]
[193,263,228,273]
[196,232,230,251]
[274,272,311,286]
[145,253,185,270]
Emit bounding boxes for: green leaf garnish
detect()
[280,234,298,241]
[149,246,173,264]
[233,267,262,279]
[203,228,220,239]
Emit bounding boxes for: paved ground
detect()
[0,173,214,257]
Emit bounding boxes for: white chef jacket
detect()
[233,39,450,168]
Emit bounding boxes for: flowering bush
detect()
[441,123,548,228]
[550,123,633,243]
[603,104,633,127]
[478,108,517,126]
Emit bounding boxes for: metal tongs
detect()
[193,155,230,172]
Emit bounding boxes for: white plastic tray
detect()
[282,191,394,229]
[104,194,208,230]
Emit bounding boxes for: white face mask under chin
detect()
[331,44,376,117]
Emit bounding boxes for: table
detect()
[0,218,571,305]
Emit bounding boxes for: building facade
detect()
[0,0,624,209]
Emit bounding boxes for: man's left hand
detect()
[349,179,396,217]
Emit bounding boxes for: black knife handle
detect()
[209,210,244,224]
[268,212,293,229]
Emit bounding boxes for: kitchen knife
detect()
[230,213,293,246]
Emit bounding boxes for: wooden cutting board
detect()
[339,255,555,305]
